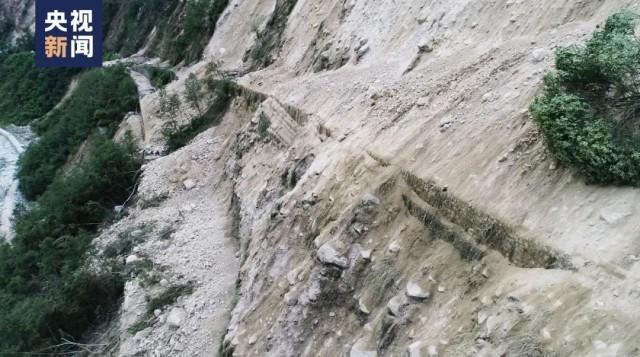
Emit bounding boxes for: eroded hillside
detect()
[106,0,640,356]
[3,0,640,356]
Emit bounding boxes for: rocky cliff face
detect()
[13,0,640,356]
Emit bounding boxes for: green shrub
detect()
[128,282,195,334]
[103,51,122,62]
[146,283,194,315]
[531,11,640,185]
[18,65,138,199]
[149,67,177,88]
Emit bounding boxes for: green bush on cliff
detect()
[149,66,177,88]
[531,11,640,185]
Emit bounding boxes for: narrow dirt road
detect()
[103,127,240,356]
[129,70,155,99]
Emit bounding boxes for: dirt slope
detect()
[102,1,640,356]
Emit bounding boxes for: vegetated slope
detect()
[0,64,142,354]
[0,18,78,127]
[18,66,137,199]
[0,52,78,125]
[0,136,140,354]
[103,0,229,65]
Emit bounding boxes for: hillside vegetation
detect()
[531,11,640,185]
[0,61,141,354]
[18,66,138,199]
[0,136,141,354]
[104,0,229,65]
[0,39,78,125]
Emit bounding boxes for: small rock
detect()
[166,307,187,328]
[356,44,370,60]
[287,270,299,285]
[388,241,401,254]
[360,249,372,260]
[481,268,490,278]
[153,309,162,317]
[358,298,370,315]
[406,281,430,300]
[478,311,488,324]
[428,345,438,356]
[439,117,452,126]
[160,279,169,287]
[416,97,430,107]
[407,341,424,357]
[350,338,377,357]
[317,242,349,269]
[183,179,196,190]
[125,255,140,265]
[600,206,633,225]
[532,48,548,63]
[362,193,381,206]
[418,40,434,53]
[248,334,258,345]
[387,295,408,317]
[437,285,445,293]
[284,290,298,306]
[593,340,607,350]
[485,315,500,334]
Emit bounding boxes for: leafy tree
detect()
[184,73,205,115]
[149,66,177,88]
[159,88,182,133]
[531,11,640,185]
